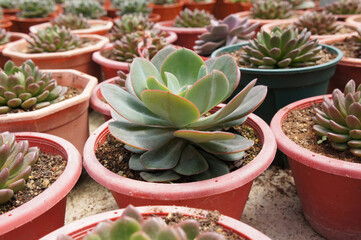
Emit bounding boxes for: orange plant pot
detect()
[149,1,184,21]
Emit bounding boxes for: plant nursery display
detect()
[63,0,107,19]
[251,0,294,20]
[183,0,216,14]
[325,0,361,20]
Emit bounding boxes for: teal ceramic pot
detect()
[211,43,343,124]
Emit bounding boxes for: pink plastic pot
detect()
[0,132,82,240]
[40,206,271,240]
[270,95,361,240]
[0,32,28,68]
[83,113,277,219]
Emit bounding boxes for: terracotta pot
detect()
[149,0,184,21]
[2,34,109,80]
[0,69,97,152]
[40,206,272,240]
[155,20,207,49]
[82,113,277,219]
[270,95,361,240]
[0,32,28,68]
[0,132,82,240]
[2,8,20,16]
[183,0,216,13]
[213,0,242,20]
[29,19,113,36]
[11,15,55,33]
[0,18,13,31]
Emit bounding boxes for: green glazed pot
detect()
[211,43,343,124]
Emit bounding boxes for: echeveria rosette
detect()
[293,11,342,35]
[326,0,361,15]
[17,0,55,19]
[101,47,267,182]
[173,8,213,28]
[313,80,361,157]
[51,14,91,30]
[251,0,293,20]
[0,131,39,204]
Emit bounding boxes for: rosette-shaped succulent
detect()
[313,80,361,157]
[0,0,19,9]
[17,0,55,18]
[26,26,81,53]
[113,0,152,16]
[51,14,91,30]
[250,0,293,20]
[326,0,361,15]
[58,205,225,240]
[153,0,176,5]
[0,131,39,204]
[240,27,322,69]
[285,0,315,9]
[293,11,342,35]
[111,30,167,63]
[0,60,67,113]
[101,47,267,182]
[173,8,213,28]
[0,28,10,45]
[63,0,106,19]
[194,15,260,56]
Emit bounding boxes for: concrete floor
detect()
[65,110,325,240]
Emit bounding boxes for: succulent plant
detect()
[101,47,267,182]
[326,0,361,15]
[58,205,226,240]
[17,0,55,19]
[153,0,176,5]
[110,29,167,63]
[111,13,155,42]
[351,28,361,58]
[313,80,361,157]
[0,131,40,204]
[63,0,106,19]
[293,11,342,35]
[284,0,315,9]
[0,28,10,45]
[0,0,19,9]
[240,27,322,69]
[194,15,260,56]
[0,60,67,113]
[51,14,91,30]
[26,26,81,53]
[112,0,152,16]
[174,8,213,28]
[250,0,293,19]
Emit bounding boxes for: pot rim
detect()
[90,77,119,117]
[39,205,271,240]
[270,94,361,179]
[83,113,277,200]
[0,32,28,51]
[234,11,304,25]
[0,131,82,235]
[154,20,207,33]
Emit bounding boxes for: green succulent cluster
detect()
[112,0,151,16]
[194,15,260,56]
[26,26,81,53]
[63,0,106,19]
[174,8,213,28]
[0,60,67,113]
[101,47,267,182]
[0,28,10,45]
[58,205,225,240]
[293,11,342,35]
[51,14,91,30]
[153,0,176,5]
[313,80,361,157]
[0,132,39,204]
[17,0,55,18]
[111,29,167,63]
[0,0,19,9]
[326,0,361,15]
[240,27,322,69]
[250,0,293,19]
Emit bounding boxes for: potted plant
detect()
[83,47,277,219]
[0,28,27,67]
[0,60,97,152]
[62,0,107,20]
[0,131,82,240]
[2,25,109,80]
[107,0,161,22]
[324,0,361,21]
[154,8,213,49]
[0,0,20,16]
[211,27,343,124]
[183,0,216,13]
[41,205,272,240]
[270,79,361,240]
[149,0,184,21]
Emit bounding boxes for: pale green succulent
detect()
[326,0,361,15]
[17,0,55,18]
[63,0,106,19]
[293,11,342,35]
[51,14,91,30]
[250,0,293,19]
[112,0,152,16]
[0,131,39,204]
[174,8,213,28]
[101,47,267,182]
[0,28,10,45]
[0,0,19,9]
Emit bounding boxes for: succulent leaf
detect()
[0,28,10,45]
[326,0,361,14]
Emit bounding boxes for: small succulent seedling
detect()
[0,60,67,113]
[194,15,260,56]
[17,0,55,19]
[173,8,213,28]
[240,27,322,69]
[313,80,361,157]
[101,47,267,182]
[293,11,342,35]
[51,14,91,30]
[326,0,361,15]
[0,131,39,204]
[153,0,176,5]
[26,26,81,53]
[63,0,106,19]
[0,28,10,45]
[57,205,226,240]
[251,0,293,19]
[0,0,19,9]
[112,0,152,16]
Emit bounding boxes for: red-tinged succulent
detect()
[293,11,342,35]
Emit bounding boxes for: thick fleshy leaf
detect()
[329,120,349,134]
[146,76,170,92]
[197,135,253,154]
[124,144,146,154]
[164,72,180,93]
[327,132,350,143]
[110,217,141,240]
[109,121,174,150]
[151,46,177,72]
[142,218,167,239]
[348,102,361,119]
[174,130,235,143]
[192,151,229,181]
[177,220,199,240]
[313,125,329,137]
[216,150,245,161]
[141,90,200,127]
[347,140,361,148]
[350,148,361,156]
[0,189,13,204]
[331,142,348,151]
[129,155,148,171]
[140,170,181,182]
[173,145,208,176]
[185,70,229,114]
[313,113,330,128]
[350,130,361,140]
[327,105,346,126]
